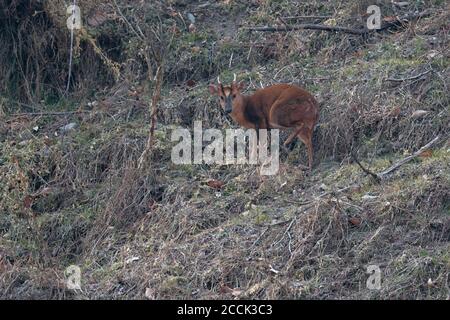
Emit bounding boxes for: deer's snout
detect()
[224,96,233,114]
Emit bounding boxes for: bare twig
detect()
[251,227,269,247]
[273,216,297,247]
[228,52,234,68]
[351,152,381,183]
[113,0,145,40]
[385,69,432,82]
[138,65,163,169]
[3,99,43,112]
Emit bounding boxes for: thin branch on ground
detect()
[378,135,442,177]
[351,152,381,183]
[385,69,432,82]
[282,15,332,20]
[243,24,369,35]
[242,10,432,36]
[352,135,442,181]
[10,110,89,117]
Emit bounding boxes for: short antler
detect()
[233,73,237,82]
[217,76,221,84]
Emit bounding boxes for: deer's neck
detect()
[231,94,261,129]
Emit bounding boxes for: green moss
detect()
[340,61,369,78]
[377,57,424,68]
[178,32,213,46]
[162,276,188,289]
[412,37,428,56]
[254,212,270,225]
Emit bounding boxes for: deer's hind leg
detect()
[283,124,304,147]
[296,127,314,169]
[281,124,304,158]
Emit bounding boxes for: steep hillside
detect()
[0,0,449,299]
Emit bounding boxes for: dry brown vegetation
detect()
[0,0,449,299]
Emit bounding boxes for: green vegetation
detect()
[0,0,449,299]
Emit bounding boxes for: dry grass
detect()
[0,0,449,299]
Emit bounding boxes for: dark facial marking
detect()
[221,86,233,114]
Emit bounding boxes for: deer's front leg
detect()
[249,124,259,162]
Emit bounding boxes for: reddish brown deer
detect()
[209,74,319,169]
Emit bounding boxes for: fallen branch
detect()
[282,15,332,20]
[353,135,441,181]
[351,152,381,183]
[378,135,441,177]
[385,69,432,82]
[9,110,89,117]
[242,10,432,36]
[3,99,43,112]
[242,24,368,35]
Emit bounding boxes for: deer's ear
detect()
[208,84,217,94]
[237,81,245,91]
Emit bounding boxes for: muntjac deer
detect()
[209,74,319,169]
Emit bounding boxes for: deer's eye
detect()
[220,96,224,100]
[232,94,236,99]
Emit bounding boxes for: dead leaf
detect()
[418,149,432,158]
[23,195,33,209]
[170,25,181,35]
[191,46,201,54]
[231,288,243,297]
[383,16,398,22]
[219,284,233,294]
[245,282,264,296]
[186,79,196,87]
[206,179,224,190]
[348,217,362,226]
[389,106,401,117]
[188,23,196,33]
[168,10,178,18]
[353,50,364,58]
